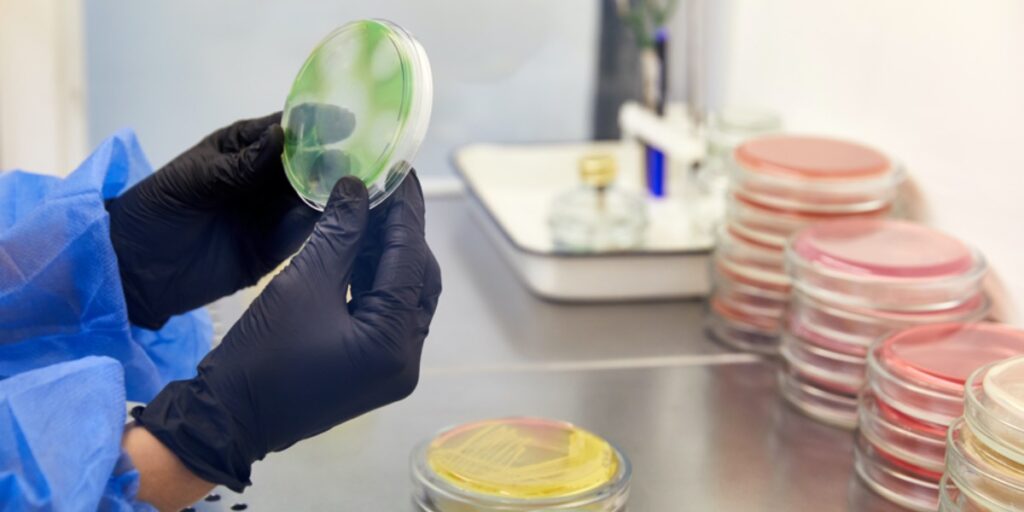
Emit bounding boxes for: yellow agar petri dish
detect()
[965,356,1024,465]
[411,417,631,511]
[945,419,1024,510]
[984,356,1024,420]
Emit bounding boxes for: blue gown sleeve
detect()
[0,129,211,402]
[0,356,154,511]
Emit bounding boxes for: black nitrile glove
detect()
[132,173,441,491]
[107,109,350,329]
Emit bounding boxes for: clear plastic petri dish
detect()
[411,417,630,512]
[780,332,866,395]
[715,254,790,294]
[787,290,990,358]
[706,107,783,159]
[282,19,433,210]
[938,474,995,512]
[778,364,859,429]
[858,391,947,476]
[706,294,784,355]
[727,190,891,241]
[787,220,988,312]
[854,429,941,512]
[945,419,1024,509]
[729,135,905,213]
[870,324,1024,427]
[710,263,788,317]
[715,225,787,275]
[964,357,1024,465]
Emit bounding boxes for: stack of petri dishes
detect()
[780,219,989,428]
[411,417,631,511]
[941,356,1024,510]
[854,323,1024,511]
[707,135,905,354]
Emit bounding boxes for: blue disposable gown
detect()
[0,130,212,509]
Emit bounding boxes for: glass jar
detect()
[549,155,648,252]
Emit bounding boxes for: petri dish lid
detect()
[735,135,891,181]
[879,323,1024,392]
[424,417,626,500]
[984,356,1024,418]
[791,220,976,280]
[282,19,433,210]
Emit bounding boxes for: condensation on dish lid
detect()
[282,19,433,210]
[871,323,1024,426]
[411,417,631,511]
[788,220,987,310]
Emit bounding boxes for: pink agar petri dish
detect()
[855,429,943,512]
[881,323,1024,393]
[788,220,986,311]
[727,191,891,246]
[781,332,866,394]
[730,135,904,213]
[792,220,974,279]
[869,323,1024,427]
[736,135,891,180]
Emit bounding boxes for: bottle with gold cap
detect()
[548,154,647,251]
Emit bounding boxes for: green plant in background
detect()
[617,0,680,48]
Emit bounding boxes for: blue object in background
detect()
[0,130,211,402]
[645,146,666,197]
[0,356,153,511]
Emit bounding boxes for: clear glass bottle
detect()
[548,155,648,252]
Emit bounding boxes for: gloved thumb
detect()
[294,176,370,285]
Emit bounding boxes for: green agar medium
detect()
[282,19,432,210]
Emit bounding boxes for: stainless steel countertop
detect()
[191,197,909,512]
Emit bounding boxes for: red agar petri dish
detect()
[873,394,949,439]
[869,323,1024,429]
[792,220,975,280]
[736,135,891,180]
[710,296,781,332]
[881,323,1024,391]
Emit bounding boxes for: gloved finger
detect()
[290,176,370,288]
[204,112,283,153]
[351,173,429,323]
[286,103,356,146]
[219,125,286,192]
[349,171,423,306]
[420,249,442,319]
[412,249,442,338]
[252,198,323,278]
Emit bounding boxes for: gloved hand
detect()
[132,173,442,491]
[107,112,327,329]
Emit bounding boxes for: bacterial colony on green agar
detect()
[282,19,433,210]
[411,417,631,511]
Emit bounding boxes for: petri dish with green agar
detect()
[411,417,631,511]
[282,19,433,210]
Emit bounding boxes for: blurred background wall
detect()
[82,1,599,181]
